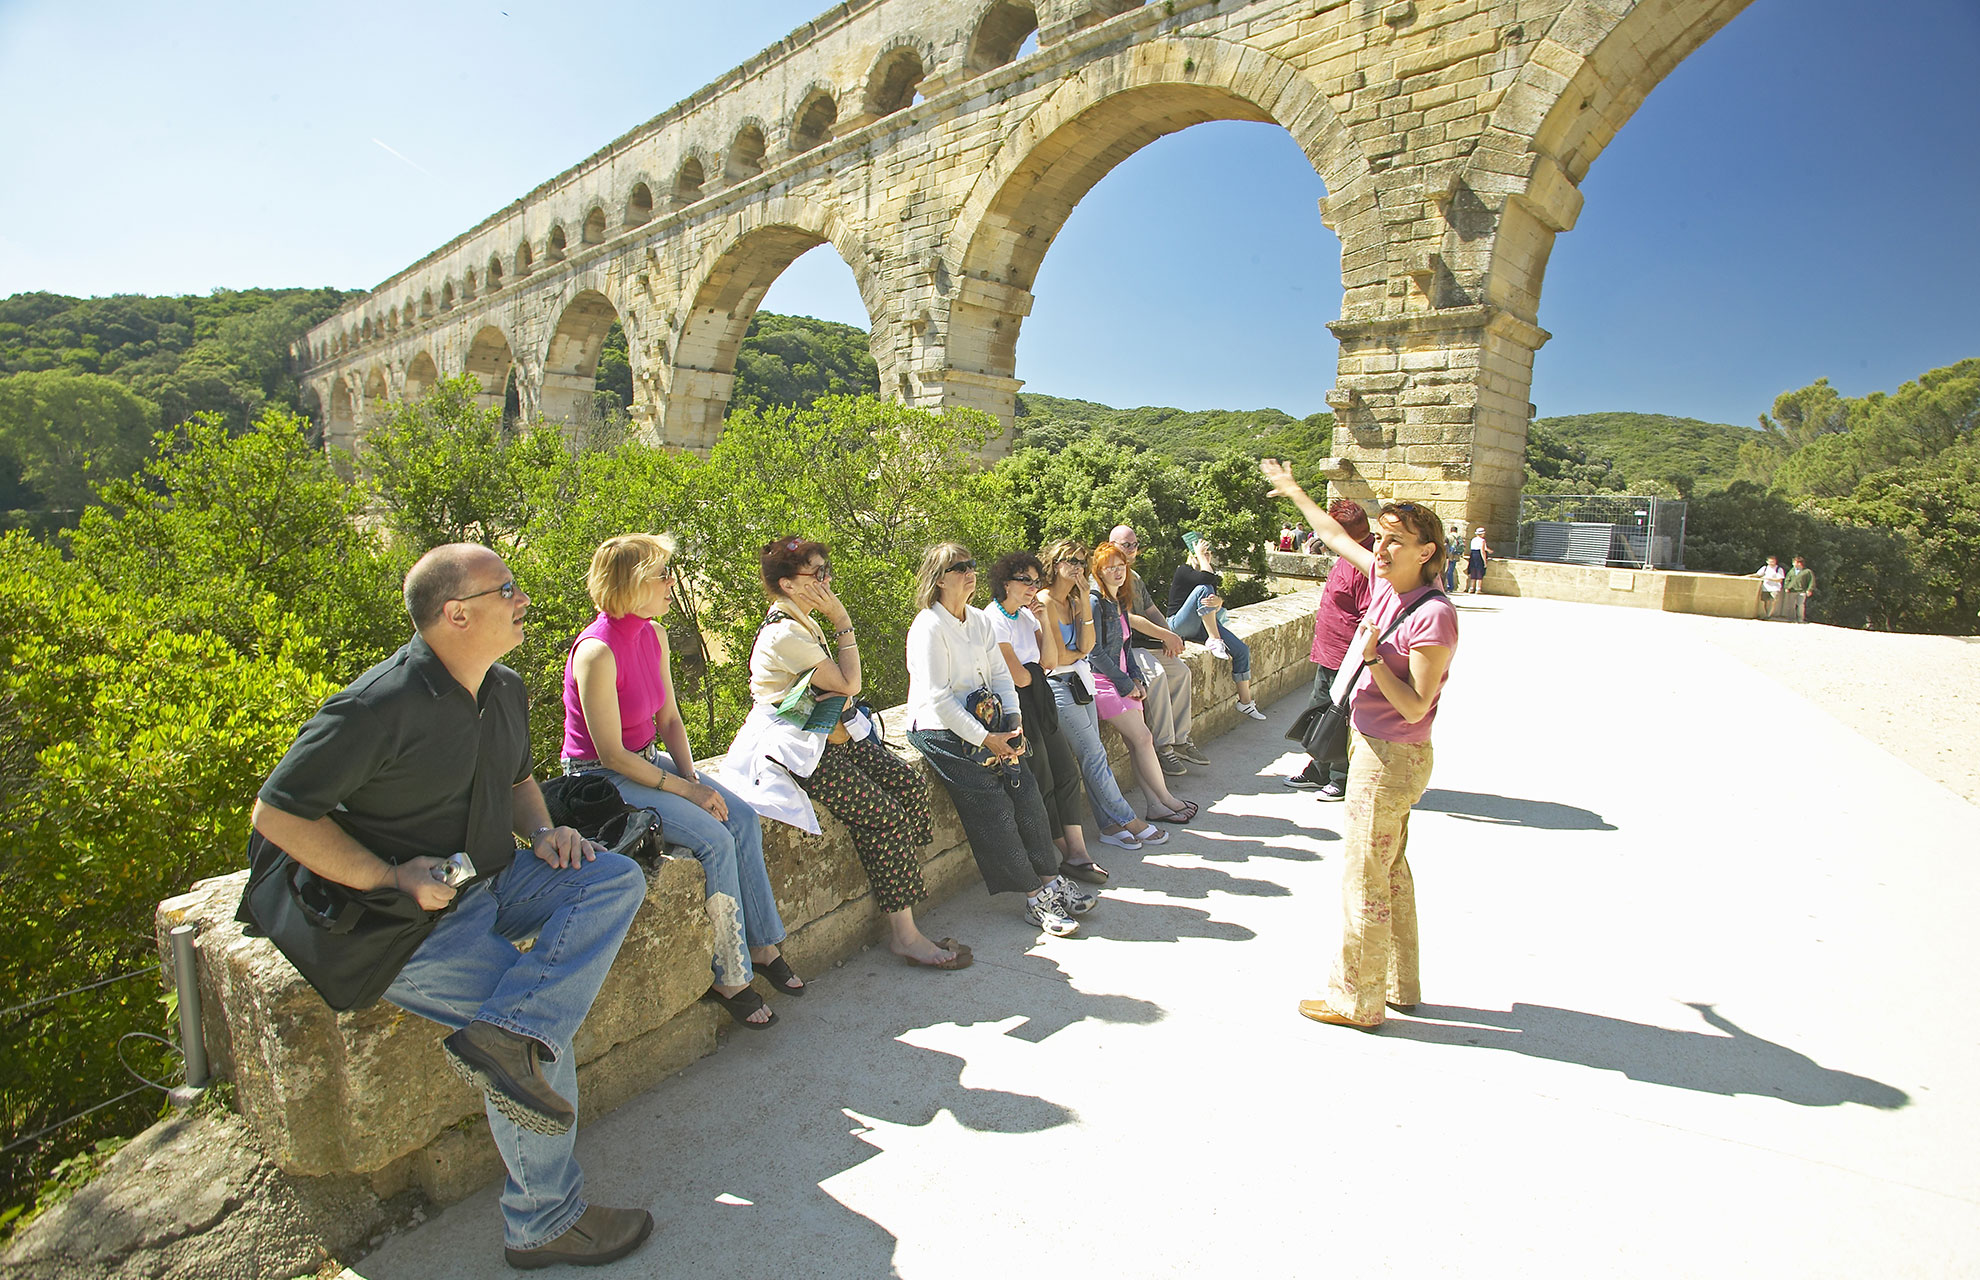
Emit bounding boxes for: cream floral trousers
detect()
[1327,730,1434,1023]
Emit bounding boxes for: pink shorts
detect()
[1095,682,1143,721]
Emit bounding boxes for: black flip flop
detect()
[705,984,778,1029]
[758,954,806,996]
[1150,800,1198,824]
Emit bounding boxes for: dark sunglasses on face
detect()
[457,580,518,603]
[1009,575,1040,587]
[797,565,832,582]
[945,560,978,575]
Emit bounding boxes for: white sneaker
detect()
[1051,875,1098,916]
[1025,891,1079,936]
[1205,637,1231,660]
[1096,828,1143,851]
[1237,701,1268,721]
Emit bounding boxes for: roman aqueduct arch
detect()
[298,0,1754,539]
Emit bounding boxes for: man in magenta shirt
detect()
[1286,500,1374,799]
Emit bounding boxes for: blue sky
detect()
[2,0,1974,427]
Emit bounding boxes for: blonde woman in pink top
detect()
[560,534,795,1030]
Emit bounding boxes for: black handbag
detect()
[237,832,443,1012]
[544,769,665,861]
[1289,590,1445,767]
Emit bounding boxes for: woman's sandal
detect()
[1150,800,1198,824]
[705,984,778,1029]
[899,938,974,970]
[1059,859,1110,885]
[757,954,805,996]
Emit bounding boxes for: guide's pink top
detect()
[1349,580,1458,745]
[560,611,669,760]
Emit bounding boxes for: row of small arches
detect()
[313,2,1102,363]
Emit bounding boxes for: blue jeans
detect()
[1047,676,1139,829]
[574,753,783,987]
[385,849,647,1249]
[1167,585,1251,680]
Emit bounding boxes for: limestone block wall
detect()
[156,590,1322,1208]
[1482,558,1760,618]
[294,0,1757,540]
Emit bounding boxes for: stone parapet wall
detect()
[156,590,1322,1208]
[1480,558,1760,618]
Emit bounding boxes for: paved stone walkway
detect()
[346,596,1980,1279]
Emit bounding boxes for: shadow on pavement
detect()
[1417,789,1617,831]
[1123,859,1292,900]
[1383,1001,1909,1109]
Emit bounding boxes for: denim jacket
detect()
[1087,592,1137,695]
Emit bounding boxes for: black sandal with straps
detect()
[704,984,778,1029]
[757,954,805,997]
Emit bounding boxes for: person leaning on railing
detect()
[1261,460,1460,1031]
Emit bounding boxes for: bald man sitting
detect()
[249,543,652,1270]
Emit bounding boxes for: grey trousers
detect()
[906,728,1061,895]
[1131,649,1194,747]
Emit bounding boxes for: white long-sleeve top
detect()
[905,603,1019,744]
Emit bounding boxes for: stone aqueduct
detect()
[298,0,1751,537]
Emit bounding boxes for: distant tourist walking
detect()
[1755,555,1786,619]
[1443,525,1463,592]
[1783,556,1814,623]
[1465,527,1491,594]
[1262,461,1459,1030]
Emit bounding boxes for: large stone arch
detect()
[463,325,517,412]
[403,350,440,400]
[326,378,357,456]
[537,286,630,428]
[944,36,1370,420]
[662,197,882,453]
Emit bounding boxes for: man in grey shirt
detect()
[1108,523,1205,773]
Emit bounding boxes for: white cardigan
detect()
[905,603,1019,743]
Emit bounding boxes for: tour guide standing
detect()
[250,543,652,1269]
[1261,461,1458,1030]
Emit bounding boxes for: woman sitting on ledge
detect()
[1165,532,1264,721]
[723,535,969,971]
[1089,541,1196,826]
[904,542,1095,939]
[561,534,798,1030]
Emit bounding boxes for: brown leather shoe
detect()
[1298,999,1381,1029]
[443,1021,575,1136]
[505,1204,654,1269]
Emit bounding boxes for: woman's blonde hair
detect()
[1039,537,1088,580]
[1089,541,1131,605]
[586,533,676,617]
[914,542,973,612]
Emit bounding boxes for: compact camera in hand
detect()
[432,851,477,888]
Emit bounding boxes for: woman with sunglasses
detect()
[985,551,1108,885]
[561,534,796,1030]
[905,543,1095,938]
[731,536,969,970]
[1033,539,1169,854]
[1259,462,1459,1030]
[1088,542,1196,825]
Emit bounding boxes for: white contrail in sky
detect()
[371,138,435,178]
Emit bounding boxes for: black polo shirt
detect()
[259,633,532,880]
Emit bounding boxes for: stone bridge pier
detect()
[296,0,1754,543]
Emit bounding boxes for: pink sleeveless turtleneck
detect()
[560,611,669,760]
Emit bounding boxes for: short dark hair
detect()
[1328,499,1370,543]
[403,543,486,629]
[760,535,829,596]
[988,550,1045,602]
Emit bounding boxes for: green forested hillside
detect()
[0,289,352,528]
[1525,411,1752,497]
[595,311,881,419]
[1014,392,1335,484]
